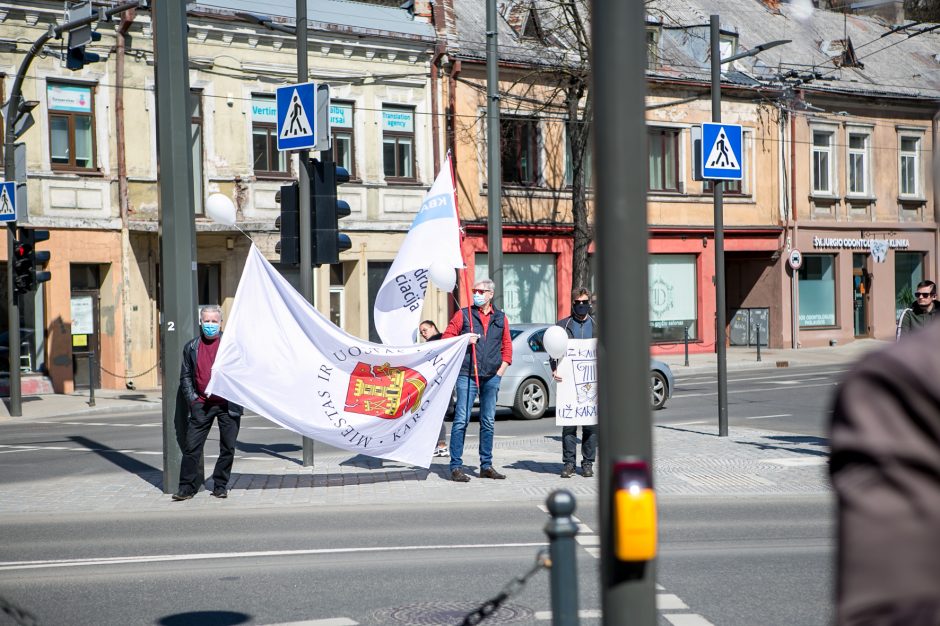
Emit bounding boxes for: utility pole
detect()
[594,0,656,623]
[297,0,316,466]
[485,0,503,307]
[154,0,199,493]
[711,15,729,437]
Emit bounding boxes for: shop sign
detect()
[812,236,909,250]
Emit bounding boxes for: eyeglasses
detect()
[574,300,590,304]
[916,292,935,298]
[472,289,491,295]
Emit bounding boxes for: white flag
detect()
[207,245,471,468]
[373,158,464,345]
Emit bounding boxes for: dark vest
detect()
[458,306,506,377]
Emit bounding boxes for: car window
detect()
[528,329,547,353]
[509,329,523,340]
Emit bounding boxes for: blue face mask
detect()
[201,322,220,338]
[472,293,487,307]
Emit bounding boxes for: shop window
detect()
[475,253,557,324]
[331,102,355,178]
[798,254,836,327]
[251,95,288,177]
[47,83,96,171]
[649,254,697,342]
[190,89,204,214]
[501,116,541,186]
[899,134,922,198]
[895,252,924,320]
[847,132,870,196]
[382,106,415,181]
[648,127,680,192]
[812,130,835,195]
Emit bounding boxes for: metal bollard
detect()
[683,327,690,367]
[544,490,579,626]
[88,352,96,407]
[756,326,761,362]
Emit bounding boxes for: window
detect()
[646,26,660,70]
[197,263,221,309]
[476,253,557,324]
[649,255,697,342]
[719,34,737,72]
[847,132,870,196]
[47,83,96,171]
[501,117,540,185]
[331,102,355,178]
[895,252,924,320]
[367,261,393,342]
[190,89,204,214]
[648,127,680,192]
[382,106,415,180]
[329,263,345,329]
[251,95,287,176]
[798,255,836,327]
[704,178,741,194]
[812,129,834,195]
[565,127,593,188]
[899,135,921,197]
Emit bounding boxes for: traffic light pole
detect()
[485,0,504,308]
[297,0,316,466]
[594,0,656,622]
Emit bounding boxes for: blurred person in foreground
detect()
[830,321,940,624]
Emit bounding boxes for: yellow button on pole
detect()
[613,460,657,562]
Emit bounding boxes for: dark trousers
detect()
[562,425,597,466]
[178,402,241,495]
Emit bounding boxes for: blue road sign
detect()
[0,181,16,222]
[276,82,317,151]
[702,123,743,180]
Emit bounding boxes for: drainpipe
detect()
[116,9,136,388]
[933,108,939,281]
[447,59,462,164]
[791,98,799,349]
[430,43,444,177]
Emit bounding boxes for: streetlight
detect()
[710,15,789,437]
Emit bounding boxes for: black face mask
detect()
[573,302,591,317]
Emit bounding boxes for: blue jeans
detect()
[450,374,501,471]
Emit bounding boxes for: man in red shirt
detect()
[173,305,243,500]
[442,278,512,482]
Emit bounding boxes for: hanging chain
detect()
[0,595,38,626]
[460,549,551,626]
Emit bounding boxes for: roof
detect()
[192,0,435,40]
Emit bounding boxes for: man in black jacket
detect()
[173,305,243,501]
[551,287,598,478]
[896,280,938,339]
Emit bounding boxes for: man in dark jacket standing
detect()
[552,287,597,478]
[896,280,937,339]
[173,304,243,500]
[442,278,512,482]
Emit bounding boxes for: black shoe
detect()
[582,463,594,478]
[451,468,471,482]
[211,488,228,499]
[171,492,193,501]
[560,463,575,478]
[480,467,506,480]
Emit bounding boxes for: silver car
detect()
[497,323,675,419]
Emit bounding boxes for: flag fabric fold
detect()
[206,245,470,468]
[373,158,464,346]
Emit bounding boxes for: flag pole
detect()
[448,151,480,388]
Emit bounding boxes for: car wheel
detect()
[513,377,548,420]
[651,371,668,410]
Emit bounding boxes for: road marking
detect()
[743,413,792,420]
[678,369,847,385]
[657,594,689,610]
[0,542,547,572]
[765,457,827,467]
[267,617,359,626]
[663,614,715,625]
[665,420,707,426]
[766,380,800,385]
[534,610,602,620]
[576,535,600,546]
[673,381,837,399]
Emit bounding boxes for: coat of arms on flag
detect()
[345,362,427,419]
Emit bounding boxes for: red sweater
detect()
[442,307,513,365]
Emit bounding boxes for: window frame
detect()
[500,115,542,187]
[250,94,289,179]
[898,132,923,199]
[190,89,205,214]
[811,127,836,197]
[47,82,98,173]
[648,126,681,193]
[382,105,417,183]
[330,101,356,180]
[846,129,871,198]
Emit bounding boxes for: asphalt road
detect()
[0,496,831,626]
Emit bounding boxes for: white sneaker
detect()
[434,447,450,457]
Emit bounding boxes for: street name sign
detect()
[701,122,743,180]
[276,82,317,151]
[0,181,17,222]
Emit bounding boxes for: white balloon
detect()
[428,262,456,292]
[205,193,236,226]
[543,325,569,359]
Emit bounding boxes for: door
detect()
[71,264,101,389]
[852,253,871,337]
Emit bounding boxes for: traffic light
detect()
[311,158,352,266]
[12,228,51,295]
[66,30,102,71]
[275,182,300,265]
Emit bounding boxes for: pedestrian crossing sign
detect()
[276,82,317,151]
[0,181,16,223]
[701,123,743,181]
